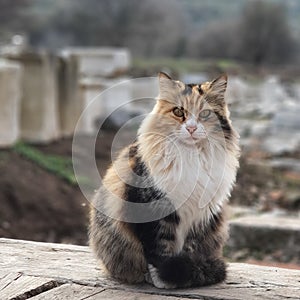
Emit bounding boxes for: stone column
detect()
[57,54,82,136]
[0,59,22,147]
[59,47,132,135]
[4,51,60,143]
[76,78,107,134]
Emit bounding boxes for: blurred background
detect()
[0,0,299,269]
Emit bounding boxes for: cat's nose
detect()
[186,125,197,134]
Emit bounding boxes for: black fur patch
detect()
[208,211,223,233]
[182,85,193,96]
[187,83,196,88]
[183,83,204,96]
[198,84,204,95]
[214,111,232,138]
[158,255,194,285]
[163,212,180,224]
[125,144,181,268]
[158,231,176,241]
[191,257,227,287]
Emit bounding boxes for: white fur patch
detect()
[141,136,238,254]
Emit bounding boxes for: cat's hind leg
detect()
[90,211,147,284]
[191,256,227,287]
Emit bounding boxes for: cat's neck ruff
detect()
[138,134,238,253]
[138,134,237,227]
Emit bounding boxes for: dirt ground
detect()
[0,130,299,246]
[0,150,88,244]
[0,132,115,245]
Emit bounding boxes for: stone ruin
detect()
[59,47,133,135]
[0,59,22,147]
[0,42,134,146]
[3,41,299,156]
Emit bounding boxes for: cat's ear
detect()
[158,71,172,80]
[158,71,174,94]
[209,74,228,95]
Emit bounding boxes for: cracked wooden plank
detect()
[0,273,59,300]
[83,289,201,300]
[0,238,106,286]
[31,285,197,300]
[0,238,299,300]
[30,284,105,300]
[0,273,22,292]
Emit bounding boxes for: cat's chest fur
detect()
[149,144,234,254]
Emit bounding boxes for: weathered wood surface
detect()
[0,273,59,300]
[31,285,190,300]
[0,238,299,300]
[31,284,105,300]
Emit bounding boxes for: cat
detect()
[89,72,240,289]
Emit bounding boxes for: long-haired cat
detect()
[89,72,240,289]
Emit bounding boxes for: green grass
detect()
[216,59,240,70]
[13,142,78,186]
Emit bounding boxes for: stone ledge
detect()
[0,238,299,300]
[227,216,300,263]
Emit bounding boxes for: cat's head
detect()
[138,72,236,149]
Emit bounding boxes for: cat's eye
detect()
[173,107,184,118]
[199,109,211,119]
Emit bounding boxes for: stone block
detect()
[76,77,131,134]
[60,47,131,78]
[4,51,60,143]
[0,59,22,147]
[227,216,300,263]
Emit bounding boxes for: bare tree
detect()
[186,20,239,59]
[0,0,31,40]
[238,0,296,65]
[186,0,297,66]
[43,0,185,57]
[127,0,186,57]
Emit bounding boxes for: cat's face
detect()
[139,72,233,149]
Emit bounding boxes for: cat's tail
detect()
[158,255,227,287]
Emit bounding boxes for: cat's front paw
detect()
[144,271,153,285]
[147,264,176,289]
